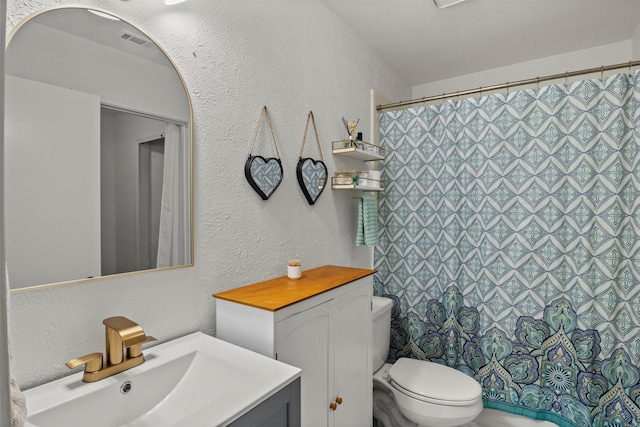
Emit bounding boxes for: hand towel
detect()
[356,194,378,247]
[356,198,365,246]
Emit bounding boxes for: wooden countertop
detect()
[212,265,376,311]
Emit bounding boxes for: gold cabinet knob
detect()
[335,397,343,405]
[329,403,337,411]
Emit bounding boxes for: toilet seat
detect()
[374,362,484,427]
[388,358,482,406]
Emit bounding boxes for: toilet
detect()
[372,296,483,427]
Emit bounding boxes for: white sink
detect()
[24,332,301,427]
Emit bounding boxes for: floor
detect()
[469,409,560,427]
[373,409,560,427]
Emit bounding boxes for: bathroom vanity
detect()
[214,265,375,427]
[22,332,301,427]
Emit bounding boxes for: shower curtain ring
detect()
[601,65,604,80]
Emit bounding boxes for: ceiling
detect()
[25,8,172,68]
[320,0,640,88]
[18,2,640,89]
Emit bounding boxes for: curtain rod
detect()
[377,60,640,112]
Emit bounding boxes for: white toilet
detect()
[372,296,483,427]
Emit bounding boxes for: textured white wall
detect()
[6,0,410,389]
[633,20,640,60]
[412,40,633,99]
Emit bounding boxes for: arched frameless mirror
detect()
[5,7,193,290]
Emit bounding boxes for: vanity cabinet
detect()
[214,265,375,427]
[229,378,301,427]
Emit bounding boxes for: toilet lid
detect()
[388,358,481,405]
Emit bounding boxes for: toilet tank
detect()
[372,296,393,372]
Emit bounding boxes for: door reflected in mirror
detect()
[5,7,193,290]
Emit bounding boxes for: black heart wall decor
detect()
[297,111,327,205]
[245,155,283,200]
[296,157,327,205]
[245,106,283,200]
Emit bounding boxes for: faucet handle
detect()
[143,336,157,344]
[128,336,157,358]
[66,352,103,373]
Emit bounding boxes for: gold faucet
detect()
[66,316,156,382]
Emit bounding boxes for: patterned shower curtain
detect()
[374,71,640,427]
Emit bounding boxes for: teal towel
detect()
[356,194,378,247]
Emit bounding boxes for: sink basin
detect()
[24,332,301,427]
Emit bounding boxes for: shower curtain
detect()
[156,122,190,268]
[374,71,640,427]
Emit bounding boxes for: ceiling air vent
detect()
[119,31,153,49]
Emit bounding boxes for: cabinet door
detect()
[276,302,330,426]
[330,284,372,427]
[229,378,300,427]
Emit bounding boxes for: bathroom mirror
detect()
[5,7,193,290]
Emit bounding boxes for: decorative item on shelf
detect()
[333,172,354,185]
[287,259,302,280]
[331,139,385,161]
[296,111,328,205]
[245,106,283,200]
[332,170,381,189]
[358,170,369,186]
[342,116,360,145]
[367,143,381,155]
[368,170,382,189]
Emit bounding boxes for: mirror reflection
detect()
[5,7,193,289]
